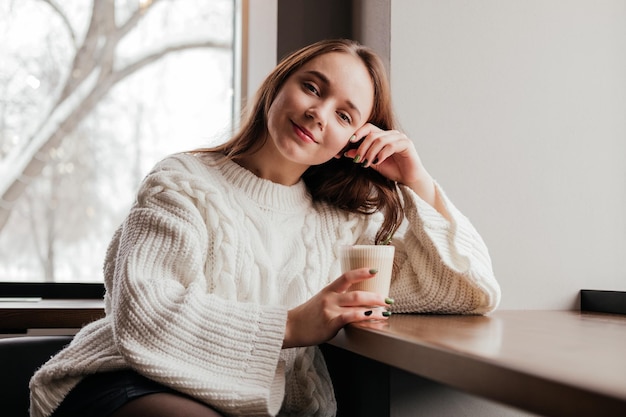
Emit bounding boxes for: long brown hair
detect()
[200,39,403,244]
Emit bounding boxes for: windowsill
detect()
[0,299,105,332]
[0,282,105,299]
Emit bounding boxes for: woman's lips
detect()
[292,122,317,143]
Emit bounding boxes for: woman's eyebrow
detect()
[303,70,362,119]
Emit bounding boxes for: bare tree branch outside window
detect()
[0,0,235,282]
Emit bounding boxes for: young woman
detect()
[30,39,500,417]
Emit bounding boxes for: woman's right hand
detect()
[282,268,391,349]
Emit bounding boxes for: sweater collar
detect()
[214,155,312,212]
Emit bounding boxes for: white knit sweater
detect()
[29,152,500,417]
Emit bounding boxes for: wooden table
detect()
[326,310,626,417]
[1,301,624,416]
[0,299,105,332]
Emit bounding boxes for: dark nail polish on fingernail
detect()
[385,297,395,305]
[361,159,368,168]
[373,158,379,165]
[364,310,373,316]
[353,155,361,163]
[382,311,392,317]
[369,268,378,274]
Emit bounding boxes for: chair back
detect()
[0,336,73,417]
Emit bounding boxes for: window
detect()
[0,0,238,284]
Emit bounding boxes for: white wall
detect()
[390,0,626,309]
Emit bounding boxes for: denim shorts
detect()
[50,370,177,417]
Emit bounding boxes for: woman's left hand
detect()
[344,123,425,188]
[343,123,448,216]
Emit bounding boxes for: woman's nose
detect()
[305,106,328,130]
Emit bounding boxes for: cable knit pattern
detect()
[29,152,500,417]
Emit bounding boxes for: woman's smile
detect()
[291,121,317,144]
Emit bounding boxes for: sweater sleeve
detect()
[389,183,501,315]
[106,157,287,416]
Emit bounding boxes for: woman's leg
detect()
[110,392,225,417]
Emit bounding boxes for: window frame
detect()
[0,282,105,299]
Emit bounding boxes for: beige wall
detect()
[390,0,626,309]
[242,0,277,103]
[352,0,390,72]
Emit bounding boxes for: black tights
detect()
[110,393,224,417]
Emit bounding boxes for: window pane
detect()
[0,0,236,283]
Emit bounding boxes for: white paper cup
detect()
[340,245,395,296]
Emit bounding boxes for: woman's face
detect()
[266,52,375,168]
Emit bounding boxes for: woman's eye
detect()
[303,82,319,95]
[338,112,352,124]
